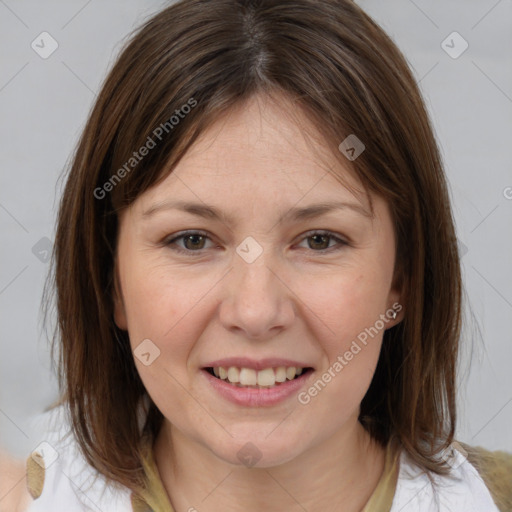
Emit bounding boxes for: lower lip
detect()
[201,368,314,407]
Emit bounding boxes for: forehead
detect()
[136,93,371,214]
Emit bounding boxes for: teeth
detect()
[275,366,287,382]
[239,368,257,386]
[257,368,275,386]
[286,367,296,380]
[211,365,306,387]
[227,367,240,383]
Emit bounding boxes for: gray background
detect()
[1,0,511,459]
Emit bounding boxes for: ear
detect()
[386,267,404,327]
[112,263,128,331]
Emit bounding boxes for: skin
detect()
[0,450,31,512]
[114,92,403,512]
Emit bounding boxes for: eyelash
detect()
[163,230,349,255]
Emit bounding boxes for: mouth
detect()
[203,366,315,389]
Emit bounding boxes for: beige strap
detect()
[131,491,155,512]
[26,452,45,500]
[132,436,175,512]
[362,438,400,512]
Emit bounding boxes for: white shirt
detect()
[390,446,500,511]
[25,407,500,512]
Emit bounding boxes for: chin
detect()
[208,433,306,469]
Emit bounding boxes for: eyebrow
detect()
[142,199,373,224]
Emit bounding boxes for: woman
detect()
[22,0,511,511]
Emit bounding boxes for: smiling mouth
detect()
[204,366,314,388]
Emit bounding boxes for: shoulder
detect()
[23,405,133,512]
[390,441,509,512]
[462,442,512,512]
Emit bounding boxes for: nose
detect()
[218,250,296,340]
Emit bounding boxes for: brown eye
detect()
[308,234,331,250]
[182,234,207,250]
[165,230,213,254]
[297,231,348,252]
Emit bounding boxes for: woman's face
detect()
[114,93,401,467]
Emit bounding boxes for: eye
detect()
[164,229,348,255]
[295,230,348,252]
[164,230,216,254]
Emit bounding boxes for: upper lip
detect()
[202,357,314,371]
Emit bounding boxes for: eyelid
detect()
[163,229,349,255]
[163,230,215,254]
[297,229,349,246]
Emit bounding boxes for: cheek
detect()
[296,264,391,345]
[119,263,213,423]
[120,259,219,364]
[296,270,388,420]
[290,256,392,407]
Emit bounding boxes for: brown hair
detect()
[47,0,462,493]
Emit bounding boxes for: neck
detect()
[154,420,386,512]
